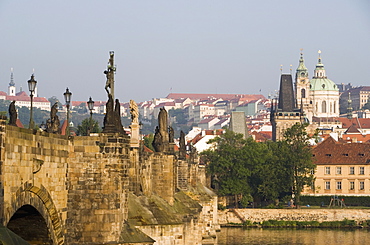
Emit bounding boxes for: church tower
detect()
[8,68,16,96]
[295,50,312,120]
[271,73,304,141]
[309,50,339,118]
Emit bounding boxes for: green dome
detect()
[309,78,338,91]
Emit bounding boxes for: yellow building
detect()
[304,137,370,196]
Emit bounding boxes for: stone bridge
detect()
[0,117,218,244]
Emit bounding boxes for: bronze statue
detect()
[104,51,116,99]
[8,100,17,126]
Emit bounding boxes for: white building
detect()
[295,51,339,122]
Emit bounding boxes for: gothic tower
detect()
[271,74,304,141]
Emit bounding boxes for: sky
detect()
[0,0,370,104]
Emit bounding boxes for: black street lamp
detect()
[27,74,37,129]
[63,88,72,136]
[87,97,94,135]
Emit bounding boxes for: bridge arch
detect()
[6,183,64,245]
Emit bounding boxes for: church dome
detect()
[309,78,338,91]
[309,51,338,92]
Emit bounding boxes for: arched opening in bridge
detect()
[7,205,53,244]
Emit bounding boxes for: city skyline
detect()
[1,0,369,103]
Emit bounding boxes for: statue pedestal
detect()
[130,123,140,148]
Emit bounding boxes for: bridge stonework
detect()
[0,119,218,244]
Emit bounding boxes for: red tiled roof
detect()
[6,95,49,102]
[198,117,217,124]
[313,136,370,165]
[167,93,265,101]
[337,118,370,129]
[344,125,361,134]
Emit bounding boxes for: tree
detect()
[76,118,101,136]
[282,123,317,208]
[143,134,155,151]
[201,130,252,208]
[249,140,292,206]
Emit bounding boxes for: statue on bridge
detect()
[152,107,171,152]
[8,100,17,126]
[104,51,116,100]
[46,102,60,134]
[129,100,139,124]
[102,94,125,134]
[179,130,186,159]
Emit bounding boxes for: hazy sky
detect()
[1,0,369,103]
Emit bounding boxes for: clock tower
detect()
[295,50,312,122]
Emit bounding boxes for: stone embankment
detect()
[218,209,370,224]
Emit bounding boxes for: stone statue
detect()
[158,108,168,133]
[8,101,17,126]
[152,126,164,152]
[179,130,186,159]
[47,102,60,134]
[104,51,116,99]
[129,100,139,124]
[168,126,174,143]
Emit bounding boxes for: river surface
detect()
[216,227,370,245]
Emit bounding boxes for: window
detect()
[322,101,327,113]
[349,167,355,175]
[336,181,342,190]
[325,167,331,175]
[360,181,365,190]
[301,88,306,99]
[349,181,355,190]
[336,167,342,175]
[360,167,365,175]
[325,181,331,190]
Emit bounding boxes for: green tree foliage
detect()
[168,108,187,124]
[282,123,317,208]
[76,118,101,136]
[202,130,253,207]
[202,123,316,208]
[143,134,155,151]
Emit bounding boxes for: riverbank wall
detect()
[218,209,370,224]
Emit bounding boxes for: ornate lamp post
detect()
[27,74,37,129]
[63,88,72,136]
[87,97,94,135]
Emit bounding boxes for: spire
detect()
[9,68,15,86]
[278,74,295,112]
[296,49,308,79]
[313,50,326,78]
[347,92,353,119]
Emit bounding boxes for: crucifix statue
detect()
[104,51,116,99]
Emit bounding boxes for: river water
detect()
[216,227,370,245]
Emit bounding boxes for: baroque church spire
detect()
[296,49,308,79]
[313,50,327,78]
